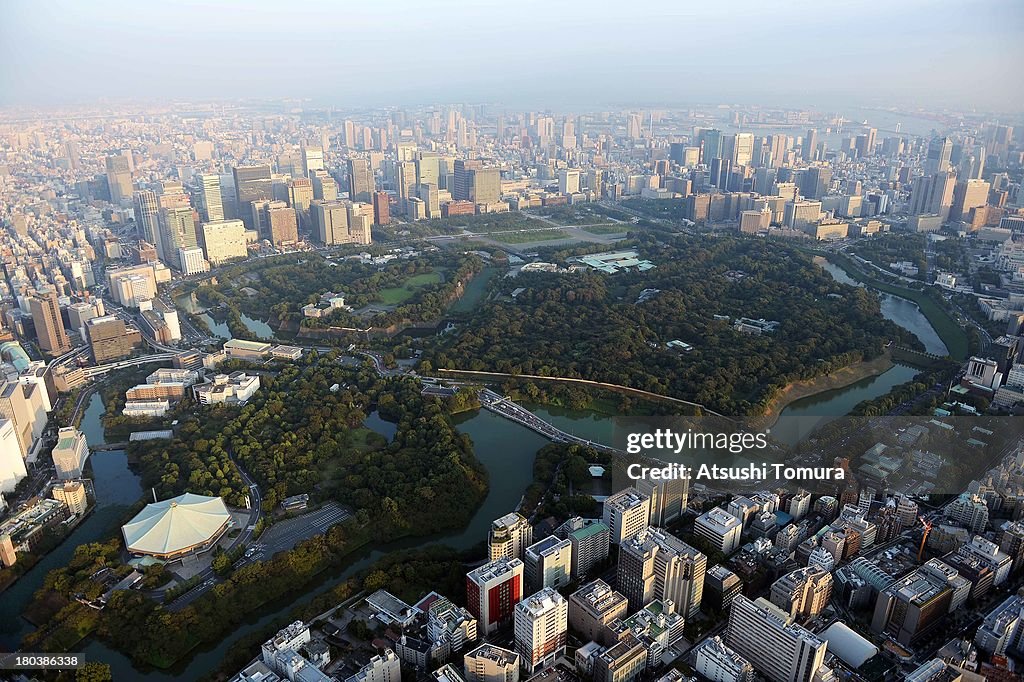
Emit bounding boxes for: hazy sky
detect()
[2,0,1022,111]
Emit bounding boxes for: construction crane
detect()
[918,516,934,562]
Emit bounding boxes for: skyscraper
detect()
[267,205,299,246]
[701,129,723,163]
[133,189,161,251]
[232,164,273,228]
[908,172,956,220]
[159,202,199,268]
[196,174,225,222]
[201,220,248,265]
[29,288,70,356]
[105,154,133,205]
[372,191,390,226]
[925,137,953,175]
[348,158,374,202]
[802,129,818,162]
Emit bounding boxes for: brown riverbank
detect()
[755,350,895,429]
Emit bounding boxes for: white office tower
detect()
[346,650,401,682]
[692,636,755,682]
[52,426,89,480]
[514,588,568,675]
[0,419,27,493]
[17,362,51,413]
[201,219,248,265]
[178,247,210,276]
[694,508,743,555]
[524,535,572,592]
[603,488,651,545]
[463,643,521,682]
[726,595,827,682]
[635,477,688,527]
[489,512,533,562]
[617,527,706,617]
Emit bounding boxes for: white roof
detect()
[122,492,230,556]
[820,621,878,667]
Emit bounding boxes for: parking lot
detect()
[258,502,352,556]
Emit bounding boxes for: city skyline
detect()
[2,0,1023,111]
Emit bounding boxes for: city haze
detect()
[1,0,1023,110]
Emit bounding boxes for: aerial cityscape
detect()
[1,1,1023,681]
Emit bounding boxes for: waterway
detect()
[0,393,142,651]
[769,258,949,443]
[0,396,552,679]
[175,291,275,341]
[0,256,952,677]
[817,260,948,356]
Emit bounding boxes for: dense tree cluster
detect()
[195,251,484,333]
[430,234,912,415]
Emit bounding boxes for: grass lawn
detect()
[581,223,630,235]
[377,271,444,304]
[491,229,569,244]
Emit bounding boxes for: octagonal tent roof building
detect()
[122,492,232,559]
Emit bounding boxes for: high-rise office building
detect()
[348,158,374,202]
[769,566,834,620]
[603,488,651,545]
[908,172,957,220]
[29,288,69,356]
[701,129,723,162]
[418,183,440,219]
[802,129,818,163]
[133,190,161,251]
[734,133,754,167]
[373,191,390,226]
[871,558,970,646]
[925,137,953,175]
[51,426,89,481]
[267,205,299,246]
[514,588,568,675]
[0,419,27,494]
[692,636,755,682]
[949,178,991,223]
[726,595,827,682]
[635,478,687,528]
[196,174,225,222]
[617,527,706,617]
[85,316,141,363]
[158,204,199,268]
[301,145,324,177]
[311,170,338,202]
[288,177,314,213]
[105,154,133,204]
[201,220,248,265]
[233,164,273,228]
[467,558,524,636]
[489,512,533,562]
[559,169,581,195]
